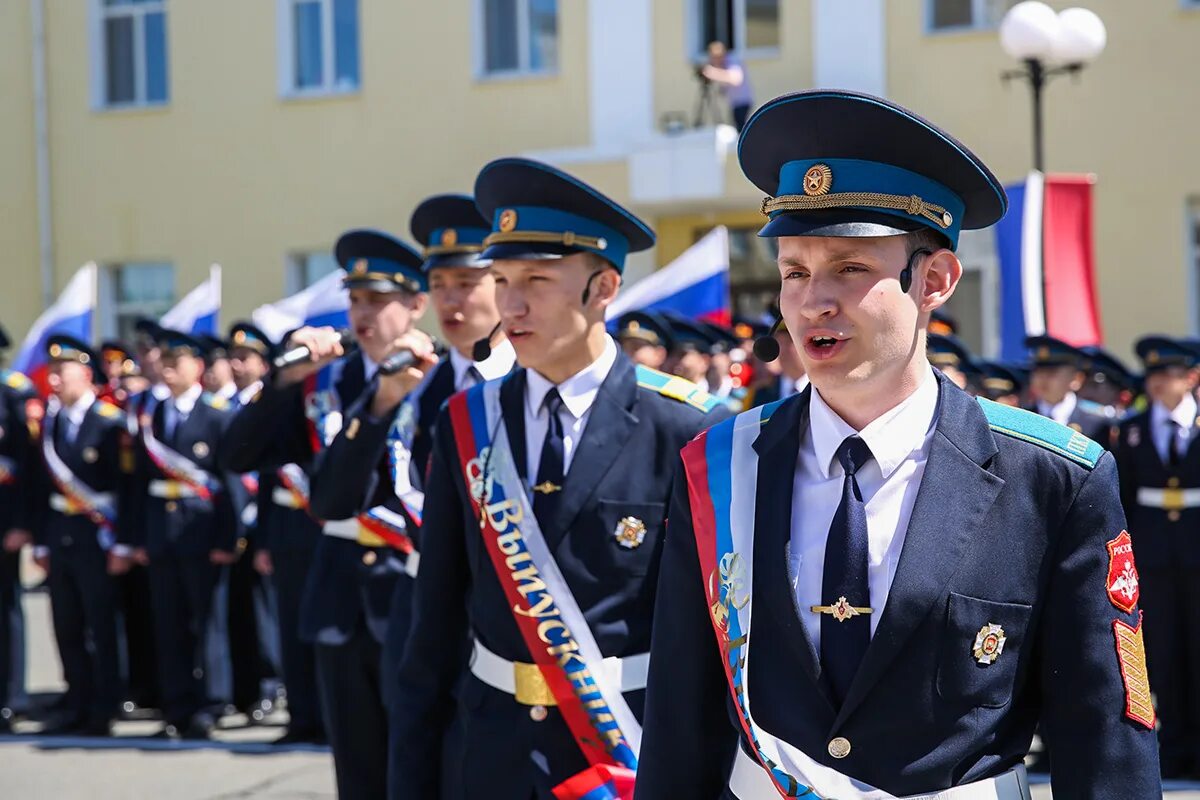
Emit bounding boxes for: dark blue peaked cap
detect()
[1080,345,1135,389]
[335,229,427,293]
[614,311,674,351]
[1025,335,1087,368]
[158,329,206,357]
[475,158,655,273]
[47,334,106,385]
[1136,335,1199,372]
[228,321,274,357]
[738,90,1007,250]
[410,194,492,272]
[927,333,978,374]
[979,360,1027,396]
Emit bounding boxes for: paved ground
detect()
[2,584,1194,797]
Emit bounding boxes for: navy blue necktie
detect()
[819,435,874,706]
[533,389,565,529]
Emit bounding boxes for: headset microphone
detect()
[472,321,503,362]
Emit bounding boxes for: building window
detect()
[100,263,175,340]
[927,0,1015,32]
[477,0,559,78]
[286,252,340,294]
[96,0,169,108]
[695,0,780,56]
[280,0,360,95]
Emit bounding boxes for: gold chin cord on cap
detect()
[762,192,954,230]
[483,230,609,251]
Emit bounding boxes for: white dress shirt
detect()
[1036,392,1078,426]
[236,380,263,407]
[61,391,97,444]
[362,353,379,383]
[790,367,940,652]
[216,382,238,402]
[449,338,516,392]
[1151,393,1197,465]
[524,336,618,480]
[164,383,203,440]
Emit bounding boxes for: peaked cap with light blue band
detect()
[615,310,675,352]
[334,229,427,293]
[410,194,493,272]
[1135,335,1199,373]
[228,321,274,358]
[157,328,207,358]
[738,90,1008,250]
[1025,334,1088,370]
[474,157,655,273]
[46,334,108,386]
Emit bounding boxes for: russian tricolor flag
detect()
[12,263,97,396]
[607,225,730,326]
[160,264,222,335]
[995,173,1103,360]
[251,268,349,341]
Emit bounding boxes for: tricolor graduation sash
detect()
[447,379,639,798]
[140,415,221,502]
[681,400,892,800]
[42,410,117,549]
[276,463,415,555]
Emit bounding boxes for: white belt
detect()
[50,492,114,515]
[322,518,420,578]
[469,638,649,705]
[729,748,1030,800]
[1136,486,1200,510]
[149,479,200,499]
[271,486,304,509]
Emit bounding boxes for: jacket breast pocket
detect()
[936,592,1032,709]
[596,500,665,576]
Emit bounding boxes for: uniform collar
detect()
[525,335,618,420]
[362,353,379,382]
[216,382,237,401]
[171,383,204,414]
[1037,391,1077,423]
[237,380,263,406]
[809,365,939,481]
[449,337,516,389]
[1152,392,1197,431]
[151,383,171,400]
[64,391,97,426]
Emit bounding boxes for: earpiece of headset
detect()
[900,248,932,294]
[471,321,503,362]
[580,270,605,306]
[752,316,784,363]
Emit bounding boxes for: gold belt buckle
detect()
[513,661,557,707]
[1162,487,1185,511]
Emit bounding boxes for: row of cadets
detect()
[389,158,729,798]
[1114,336,1200,779]
[0,325,38,730]
[1024,335,1113,441]
[129,328,241,739]
[198,328,281,722]
[299,194,516,798]
[636,89,1159,798]
[30,335,135,735]
[99,332,161,712]
[221,229,433,798]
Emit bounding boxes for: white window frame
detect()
[99,262,176,339]
[88,0,169,110]
[924,0,1007,34]
[472,0,560,81]
[277,0,361,98]
[689,0,781,61]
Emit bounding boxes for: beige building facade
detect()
[1,0,1197,361]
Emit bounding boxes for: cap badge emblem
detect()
[803,164,833,196]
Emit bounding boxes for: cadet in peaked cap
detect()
[1114,336,1200,777]
[615,310,674,369]
[977,361,1027,407]
[638,89,1158,799]
[926,332,977,391]
[1024,334,1110,441]
[389,158,728,799]
[1080,345,1135,416]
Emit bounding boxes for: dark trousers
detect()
[316,627,387,800]
[274,545,323,733]
[147,550,219,726]
[47,546,121,725]
[117,565,159,708]
[0,549,19,714]
[228,553,276,710]
[1141,564,1200,776]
